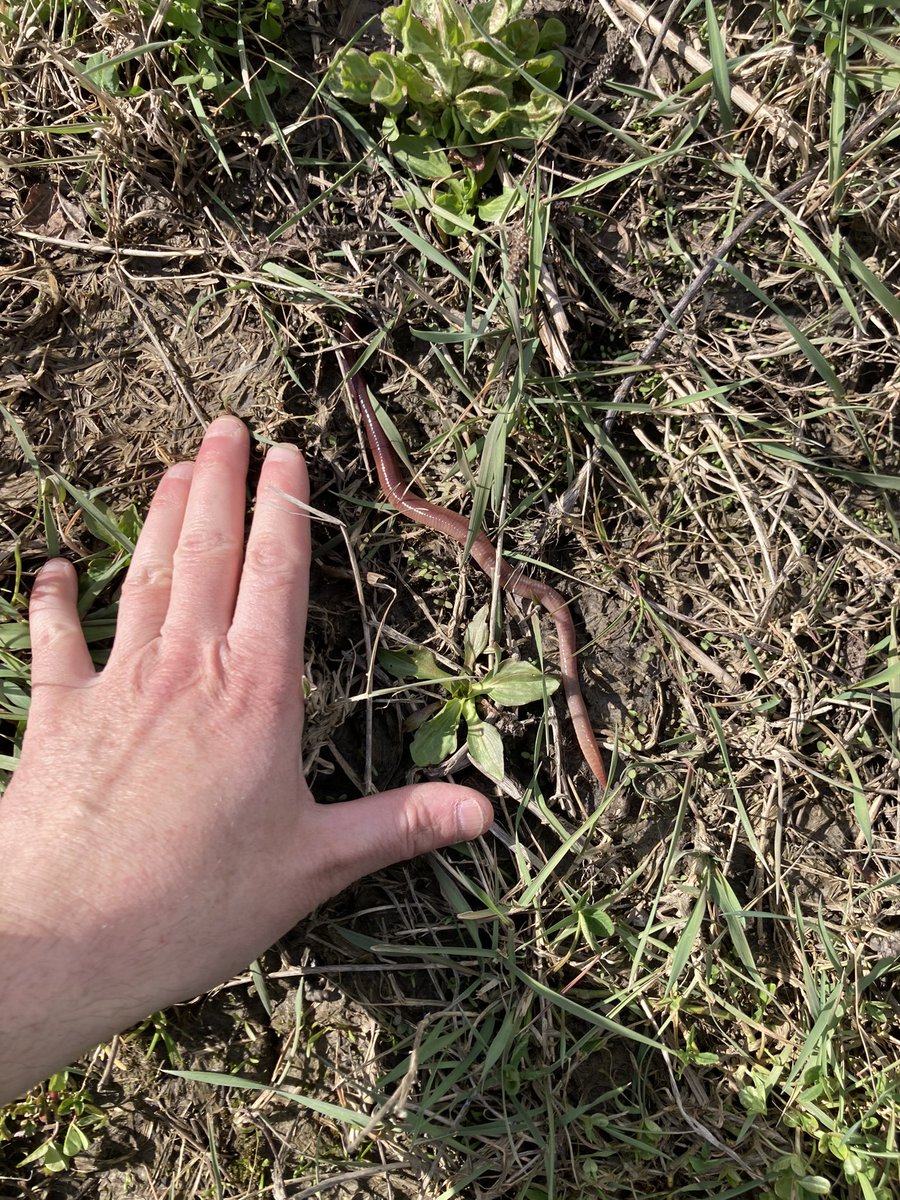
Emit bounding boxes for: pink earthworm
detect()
[337,330,607,789]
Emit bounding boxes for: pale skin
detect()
[0,415,493,1104]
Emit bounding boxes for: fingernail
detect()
[37,558,73,578]
[205,414,245,438]
[266,442,301,462]
[32,558,75,595]
[456,795,491,841]
[167,461,194,480]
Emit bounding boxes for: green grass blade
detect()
[168,1071,369,1126]
[706,704,767,866]
[839,237,900,321]
[724,263,845,398]
[185,83,232,179]
[382,213,471,287]
[510,965,663,1051]
[665,879,708,995]
[708,867,764,989]
[703,0,734,132]
[260,261,353,309]
[828,5,849,188]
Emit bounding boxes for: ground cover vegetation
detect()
[1,0,899,1196]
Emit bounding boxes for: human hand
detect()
[0,416,492,1102]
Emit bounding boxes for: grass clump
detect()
[4,0,291,125]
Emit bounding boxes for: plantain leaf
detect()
[456,83,514,135]
[329,47,379,103]
[326,0,566,231]
[466,712,505,780]
[390,132,453,179]
[460,39,508,78]
[501,18,539,60]
[463,604,491,669]
[479,659,559,706]
[411,699,463,764]
[537,17,566,49]
[378,645,454,684]
[526,51,564,90]
[477,185,525,222]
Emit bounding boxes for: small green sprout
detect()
[0,1071,105,1175]
[145,0,288,118]
[379,604,559,782]
[327,0,566,231]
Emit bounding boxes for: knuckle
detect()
[120,560,174,596]
[30,574,69,608]
[243,535,299,588]
[397,798,437,860]
[31,614,73,654]
[227,655,302,717]
[174,527,242,565]
[134,638,215,705]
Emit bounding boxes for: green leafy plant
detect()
[0,1071,105,1175]
[10,0,290,126]
[327,0,566,231]
[138,0,289,123]
[379,604,559,781]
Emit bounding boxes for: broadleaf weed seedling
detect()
[379,604,559,781]
[327,0,566,232]
[142,0,290,124]
[0,1070,105,1175]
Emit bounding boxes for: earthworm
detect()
[337,330,607,789]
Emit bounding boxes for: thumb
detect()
[310,783,493,897]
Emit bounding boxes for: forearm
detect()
[1,933,105,1104]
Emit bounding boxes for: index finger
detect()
[227,442,310,672]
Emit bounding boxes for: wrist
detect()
[0,802,136,1103]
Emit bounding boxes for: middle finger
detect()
[163,415,250,641]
